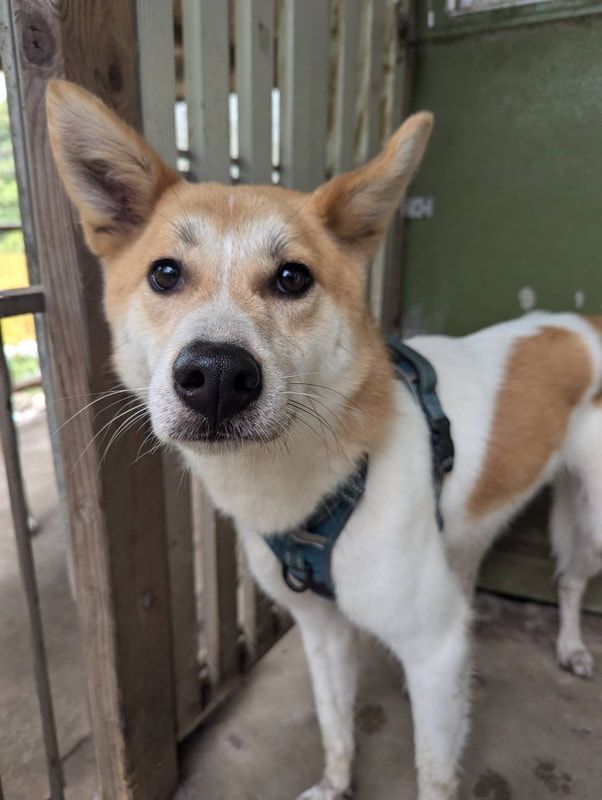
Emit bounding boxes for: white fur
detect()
[124,290,602,799]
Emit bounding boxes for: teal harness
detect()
[266,339,454,599]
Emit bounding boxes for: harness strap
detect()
[265,339,454,599]
[266,457,368,597]
[387,338,455,530]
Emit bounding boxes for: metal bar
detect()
[0,326,65,800]
[0,223,22,232]
[236,0,274,184]
[0,285,45,317]
[183,0,231,182]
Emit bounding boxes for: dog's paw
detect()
[296,778,353,800]
[558,645,595,679]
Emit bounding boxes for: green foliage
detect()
[0,229,23,253]
[0,93,21,233]
[7,353,39,384]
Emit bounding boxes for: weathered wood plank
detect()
[236,0,274,184]
[6,2,178,798]
[183,0,231,182]
[361,0,386,161]
[379,0,415,331]
[200,503,240,686]
[0,328,64,799]
[136,0,202,739]
[136,0,178,165]
[0,285,45,317]
[333,0,361,173]
[279,0,331,190]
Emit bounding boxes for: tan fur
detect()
[46,81,179,258]
[314,113,433,259]
[46,81,426,455]
[469,326,592,516]
[587,315,602,336]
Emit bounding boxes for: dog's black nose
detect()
[173,341,262,427]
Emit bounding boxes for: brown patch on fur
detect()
[469,326,592,517]
[586,315,602,336]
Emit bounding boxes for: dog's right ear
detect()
[46,80,179,258]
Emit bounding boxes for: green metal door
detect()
[402,0,602,609]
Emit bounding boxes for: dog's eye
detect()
[148,259,182,293]
[274,262,314,297]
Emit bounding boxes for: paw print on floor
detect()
[473,769,512,800]
[533,759,572,796]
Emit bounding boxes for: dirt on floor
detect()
[2,413,602,800]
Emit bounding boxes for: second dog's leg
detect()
[294,604,359,800]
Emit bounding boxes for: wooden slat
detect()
[235,0,274,184]
[239,547,275,664]
[0,328,64,799]
[183,0,231,183]
[279,0,331,190]
[136,0,202,738]
[234,0,277,660]
[361,0,386,161]
[163,458,200,737]
[6,2,178,798]
[362,0,387,320]
[378,0,415,330]
[0,285,45,317]
[0,0,73,598]
[183,0,242,700]
[333,0,362,173]
[201,506,240,686]
[136,0,178,164]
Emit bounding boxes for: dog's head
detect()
[46,81,432,455]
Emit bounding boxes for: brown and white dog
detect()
[47,81,602,800]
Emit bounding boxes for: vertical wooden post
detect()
[135,0,202,740]
[6,2,178,798]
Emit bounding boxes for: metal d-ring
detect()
[282,564,311,593]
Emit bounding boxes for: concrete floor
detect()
[177,598,602,800]
[2,414,602,800]
[0,411,94,800]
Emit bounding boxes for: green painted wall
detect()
[403,16,602,336]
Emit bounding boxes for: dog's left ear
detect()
[314,112,433,260]
[46,80,180,258]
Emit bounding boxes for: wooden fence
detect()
[0,1,414,798]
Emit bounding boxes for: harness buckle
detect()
[431,416,455,474]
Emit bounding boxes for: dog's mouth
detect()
[164,407,292,450]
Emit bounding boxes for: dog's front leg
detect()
[294,604,359,800]
[401,616,471,800]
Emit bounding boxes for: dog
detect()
[46,80,602,800]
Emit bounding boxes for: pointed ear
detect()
[314,112,433,260]
[46,80,179,257]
